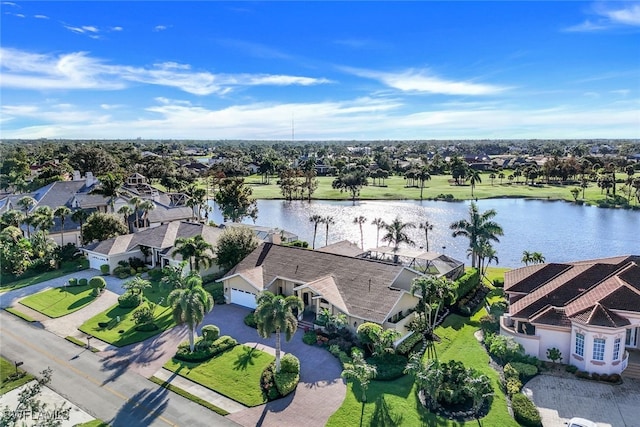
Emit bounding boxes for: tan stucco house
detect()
[219,243,428,338]
[501,255,640,377]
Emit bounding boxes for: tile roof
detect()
[223,243,417,323]
[507,256,640,328]
[571,303,630,328]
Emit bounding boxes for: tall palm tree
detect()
[477,240,498,282]
[71,209,89,245]
[90,173,123,212]
[32,206,54,235]
[138,200,156,228]
[521,250,533,266]
[417,167,431,200]
[341,351,377,403]
[321,215,335,247]
[53,206,72,246]
[0,209,24,229]
[371,217,386,248]
[168,274,214,352]
[17,196,36,238]
[382,217,415,263]
[309,214,323,249]
[254,291,304,372]
[410,276,456,339]
[117,205,134,233]
[467,169,482,197]
[450,202,503,269]
[128,196,142,228]
[172,235,214,273]
[186,186,207,221]
[531,252,545,265]
[419,220,434,252]
[353,215,367,250]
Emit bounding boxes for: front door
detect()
[626,327,638,348]
[303,292,309,307]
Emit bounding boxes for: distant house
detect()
[501,255,640,378]
[219,243,427,339]
[219,223,298,244]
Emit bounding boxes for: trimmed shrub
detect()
[576,370,590,379]
[454,268,480,301]
[506,377,522,396]
[89,276,107,291]
[396,332,424,355]
[480,314,499,335]
[100,264,110,275]
[203,282,226,305]
[511,393,542,427]
[508,362,538,382]
[261,363,279,400]
[78,278,88,286]
[201,325,220,342]
[68,278,78,286]
[274,371,299,396]
[488,335,525,364]
[302,330,317,345]
[174,335,238,362]
[135,322,159,332]
[565,365,578,374]
[607,373,621,383]
[367,354,408,381]
[503,363,519,379]
[280,354,300,374]
[591,372,601,381]
[117,292,143,308]
[244,312,257,328]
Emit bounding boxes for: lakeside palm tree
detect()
[417,167,431,200]
[450,202,503,269]
[309,214,323,249]
[419,220,434,252]
[467,169,482,197]
[382,217,415,263]
[353,215,367,250]
[53,206,72,246]
[521,250,533,266]
[168,274,214,352]
[321,215,335,247]
[172,235,214,273]
[254,291,304,372]
[410,276,456,342]
[371,217,386,248]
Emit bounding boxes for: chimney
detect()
[72,170,81,181]
[86,172,95,187]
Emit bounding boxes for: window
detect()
[613,338,621,361]
[593,338,605,361]
[575,333,584,357]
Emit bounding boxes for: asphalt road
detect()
[0,311,239,427]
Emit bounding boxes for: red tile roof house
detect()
[501,255,640,378]
[219,243,431,341]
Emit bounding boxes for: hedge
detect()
[302,330,317,345]
[366,354,408,381]
[117,292,143,308]
[280,354,300,374]
[396,332,424,355]
[511,393,542,427]
[454,268,480,301]
[174,335,238,362]
[507,362,538,382]
[274,371,299,396]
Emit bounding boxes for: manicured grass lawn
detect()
[0,259,88,293]
[149,376,229,416]
[20,285,96,318]
[0,356,34,395]
[4,307,36,322]
[73,420,110,427]
[327,306,518,426]
[484,266,510,284]
[164,345,274,407]
[78,284,174,347]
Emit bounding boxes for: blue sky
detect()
[1,1,639,140]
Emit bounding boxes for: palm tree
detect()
[32,206,54,235]
[417,167,431,200]
[321,215,335,247]
[17,196,36,238]
[309,214,323,249]
[168,274,214,352]
[71,209,89,244]
[450,202,503,269]
[138,200,156,228]
[419,220,434,252]
[382,217,415,263]
[341,351,377,403]
[128,196,142,228]
[117,205,134,233]
[498,172,505,185]
[531,252,545,264]
[53,206,72,246]
[172,235,214,273]
[371,217,385,248]
[521,250,533,266]
[90,173,123,212]
[353,215,367,250]
[254,291,303,372]
[477,240,498,282]
[410,276,456,340]
[1,209,24,229]
[467,169,482,197]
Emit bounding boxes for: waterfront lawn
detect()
[327,308,518,426]
[0,356,34,395]
[0,259,88,293]
[163,344,273,407]
[20,285,96,318]
[78,285,174,347]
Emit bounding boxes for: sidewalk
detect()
[153,368,247,414]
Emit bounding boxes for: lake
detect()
[208,199,639,268]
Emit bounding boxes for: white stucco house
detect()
[501,255,640,377]
[218,242,431,340]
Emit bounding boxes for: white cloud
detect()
[0,48,332,95]
[110,26,123,31]
[600,3,640,26]
[34,14,49,19]
[343,67,508,96]
[563,20,608,32]
[154,25,168,32]
[565,3,640,31]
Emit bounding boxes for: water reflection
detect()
[208,199,639,268]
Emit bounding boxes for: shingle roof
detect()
[223,243,417,323]
[317,240,365,257]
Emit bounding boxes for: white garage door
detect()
[231,288,257,309]
[88,254,109,270]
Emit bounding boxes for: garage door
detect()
[231,288,257,309]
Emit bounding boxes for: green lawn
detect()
[0,356,34,395]
[20,285,96,318]
[0,259,88,293]
[327,306,518,427]
[163,344,274,407]
[78,284,175,347]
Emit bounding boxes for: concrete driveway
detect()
[523,374,640,427]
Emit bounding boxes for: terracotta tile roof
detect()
[619,264,640,292]
[530,307,572,328]
[505,263,571,293]
[598,286,640,312]
[571,303,630,328]
[222,243,415,323]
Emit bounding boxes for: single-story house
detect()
[219,243,428,338]
[219,223,298,244]
[82,221,224,276]
[501,255,640,377]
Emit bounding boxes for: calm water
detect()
[208,199,639,268]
